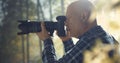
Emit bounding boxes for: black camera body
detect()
[18,16,66,36]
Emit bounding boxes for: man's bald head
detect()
[65,0,97,38]
[66,0,96,22]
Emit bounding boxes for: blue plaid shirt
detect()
[42,26,118,63]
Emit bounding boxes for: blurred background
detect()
[0,0,120,63]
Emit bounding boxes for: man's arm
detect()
[42,37,90,63]
[37,22,86,63]
[42,38,57,63]
[62,39,74,53]
[58,30,74,53]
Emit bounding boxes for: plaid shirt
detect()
[42,26,119,63]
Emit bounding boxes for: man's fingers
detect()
[41,22,45,29]
[41,22,47,31]
[67,31,70,35]
[65,31,70,37]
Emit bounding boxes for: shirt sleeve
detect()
[62,39,74,53]
[42,37,90,63]
[42,38,57,63]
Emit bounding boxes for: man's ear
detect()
[80,11,90,25]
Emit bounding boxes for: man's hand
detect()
[57,31,71,42]
[36,22,50,41]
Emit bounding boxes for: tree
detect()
[0,0,36,63]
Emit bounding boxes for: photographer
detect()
[37,0,119,63]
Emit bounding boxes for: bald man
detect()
[37,0,119,63]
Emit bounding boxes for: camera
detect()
[18,16,66,36]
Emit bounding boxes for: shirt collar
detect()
[78,26,106,39]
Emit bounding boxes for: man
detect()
[37,0,119,63]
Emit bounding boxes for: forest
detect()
[0,0,120,63]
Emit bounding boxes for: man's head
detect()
[66,0,97,38]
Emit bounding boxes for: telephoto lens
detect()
[18,16,66,36]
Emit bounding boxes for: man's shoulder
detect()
[79,26,105,39]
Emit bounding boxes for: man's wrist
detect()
[62,38,71,42]
[63,38,72,43]
[42,36,51,41]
